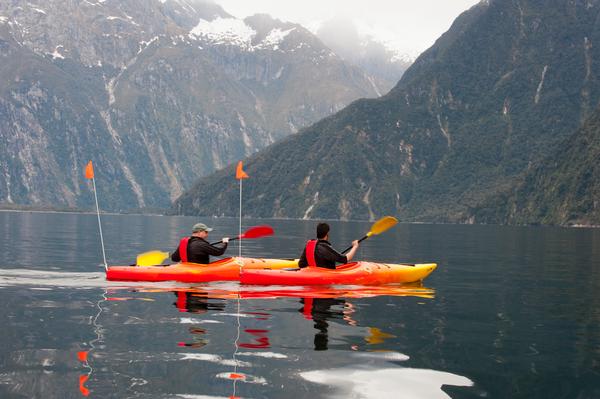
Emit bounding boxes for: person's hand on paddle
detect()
[346,240,360,262]
[222,237,229,244]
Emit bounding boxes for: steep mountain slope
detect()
[0,0,380,211]
[174,0,600,222]
[474,106,600,226]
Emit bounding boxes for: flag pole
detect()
[86,161,108,270]
[235,161,249,258]
[239,177,242,258]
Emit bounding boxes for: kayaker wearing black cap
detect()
[298,222,359,269]
[171,223,229,264]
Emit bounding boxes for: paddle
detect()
[136,250,170,267]
[135,225,275,266]
[340,216,398,254]
[210,225,274,245]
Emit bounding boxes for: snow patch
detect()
[31,7,47,15]
[189,17,256,48]
[261,27,295,49]
[0,16,8,24]
[138,36,159,55]
[189,18,295,51]
[50,45,65,60]
[107,16,139,25]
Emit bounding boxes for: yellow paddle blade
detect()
[136,250,170,267]
[369,216,398,236]
[365,327,396,345]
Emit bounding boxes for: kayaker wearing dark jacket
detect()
[171,223,229,264]
[298,223,359,269]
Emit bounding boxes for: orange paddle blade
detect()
[84,161,94,179]
[235,161,249,180]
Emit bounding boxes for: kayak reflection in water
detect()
[171,222,230,264]
[174,291,226,349]
[298,223,359,269]
[173,291,226,314]
[300,297,353,351]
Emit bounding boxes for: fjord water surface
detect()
[0,211,599,398]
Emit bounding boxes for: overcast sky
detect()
[214,0,482,56]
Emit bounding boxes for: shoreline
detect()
[0,207,598,229]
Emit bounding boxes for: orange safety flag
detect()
[77,351,88,363]
[84,161,94,179]
[235,161,249,180]
[79,374,90,396]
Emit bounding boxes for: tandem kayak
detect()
[106,257,299,283]
[240,261,437,285]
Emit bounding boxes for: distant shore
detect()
[1,204,598,228]
[0,204,168,216]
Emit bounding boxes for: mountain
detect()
[315,17,413,94]
[173,0,600,222]
[472,105,600,226]
[0,0,381,211]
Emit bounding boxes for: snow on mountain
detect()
[189,17,255,47]
[261,27,295,50]
[189,16,296,51]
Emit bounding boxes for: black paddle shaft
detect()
[210,236,240,245]
[341,234,369,254]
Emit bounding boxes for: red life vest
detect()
[179,237,190,263]
[305,239,318,268]
[176,291,187,312]
[302,297,313,320]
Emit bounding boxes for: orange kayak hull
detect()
[106,257,298,283]
[240,262,437,285]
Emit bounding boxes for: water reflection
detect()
[165,286,418,354]
[300,363,474,399]
[301,298,353,351]
[173,291,226,314]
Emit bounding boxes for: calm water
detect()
[0,211,599,398]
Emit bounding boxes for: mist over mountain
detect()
[174,0,600,225]
[315,17,413,94]
[0,0,386,211]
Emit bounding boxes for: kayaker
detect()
[298,222,359,269]
[171,223,229,264]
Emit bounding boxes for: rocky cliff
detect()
[0,0,385,211]
[174,0,600,223]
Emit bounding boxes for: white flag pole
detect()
[92,175,108,270]
[238,177,242,258]
[86,161,108,270]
